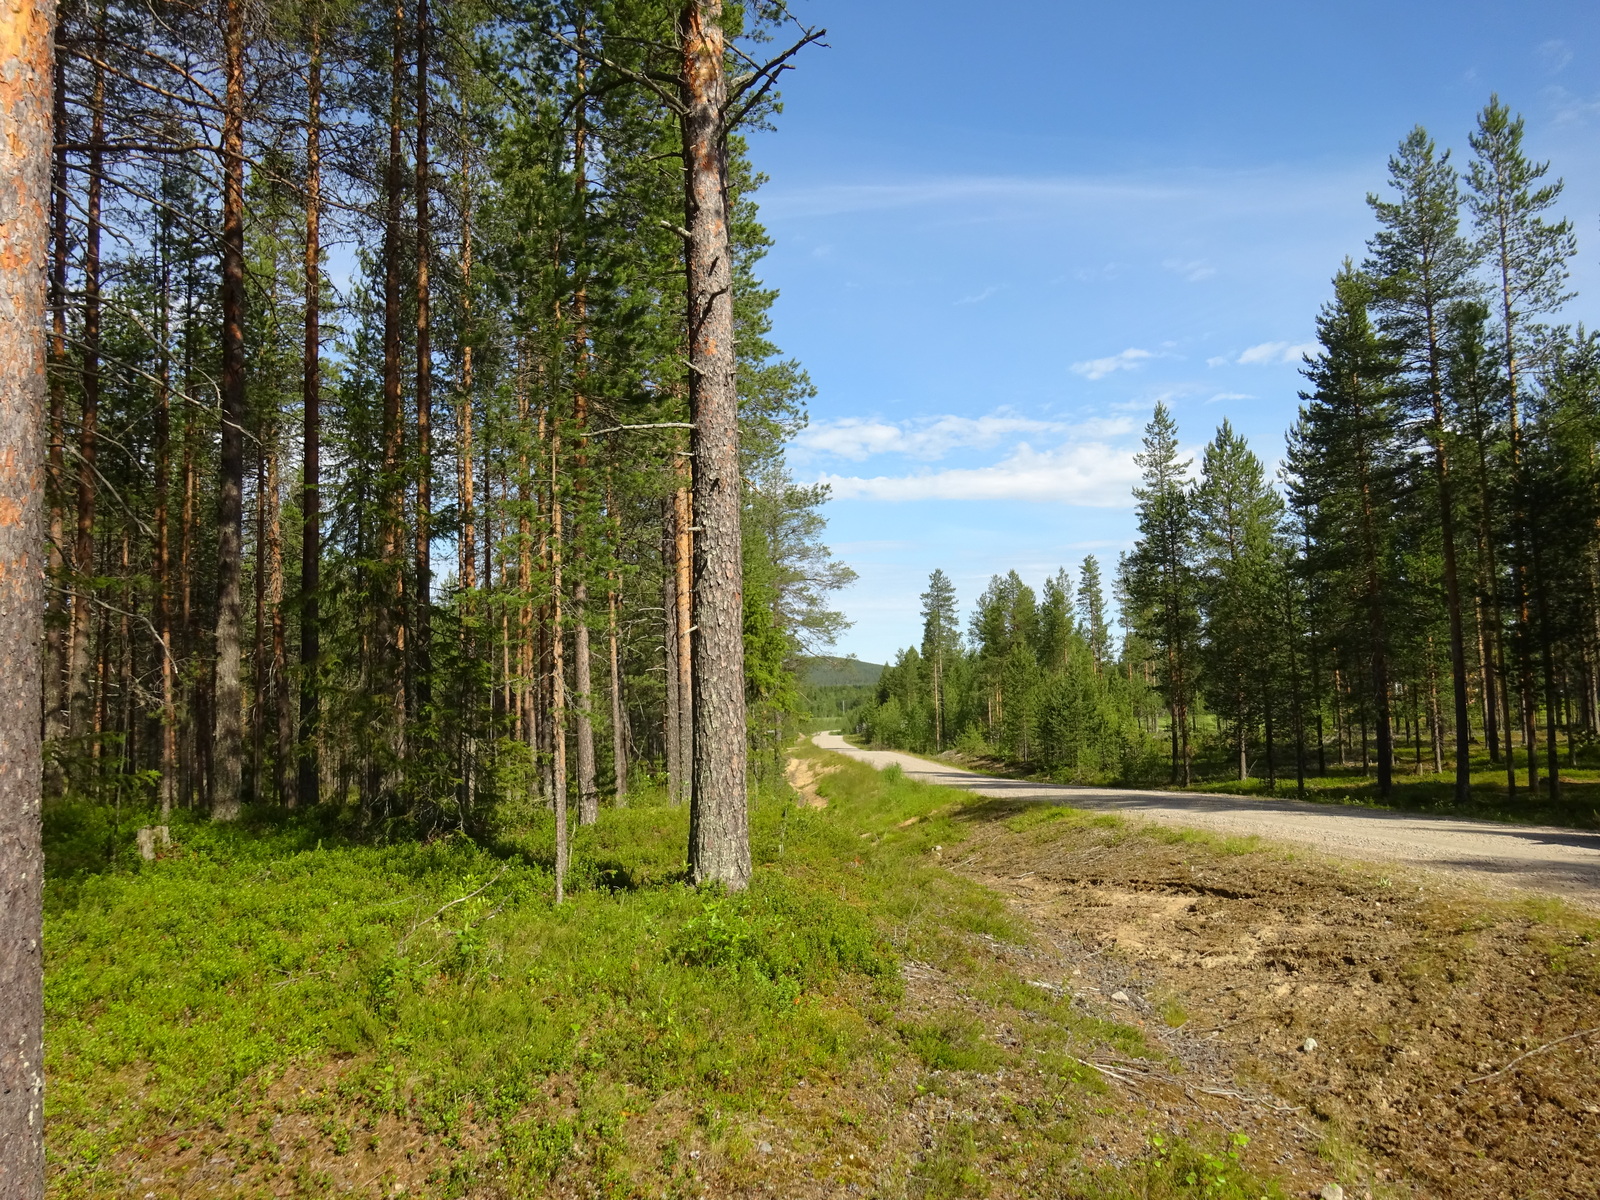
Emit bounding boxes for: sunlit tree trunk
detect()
[0,0,53,1181]
[412,0,432,726]
[376,0,408,795]
[679,0,749,888]
[550,422,569,901]
[211,0,249,819]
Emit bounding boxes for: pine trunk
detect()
[413,0,432,725]
[550,427,569,901]
[0,0,53,1182]
[299,12,322,806]
[211,0,249,819]
[68,26,106,744]
[680,0,749,887]
[377,0,408,785]
[43,36,68,773]
[662,505,682,801]
[154,222,176,815]
[673,480,693,805]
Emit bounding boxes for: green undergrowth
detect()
[44,751,1298,1198]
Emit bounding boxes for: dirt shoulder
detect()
[937,797,1600,1200]
[812,732,1600,910]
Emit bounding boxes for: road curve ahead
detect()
[809,731,1600,909]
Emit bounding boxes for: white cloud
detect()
[1162,257,1216,282]
[795,411,1131,463]
[1235,340,1317,366]
[1071,347,1157,380]
[1206,355,1230,368]
[819,442,1142,507]
[1545,84,1600,125]
[955,286,998,305]
[1539,39,1573,73]
[1206,391,1254,404]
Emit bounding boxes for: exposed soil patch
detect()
[786,756,833,808]
[950,800,1600,1200]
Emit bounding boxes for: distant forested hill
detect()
[800,657,886,688]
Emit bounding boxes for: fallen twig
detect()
[1464,1026,1600,1085]
[1197,1085,1302,1112]
[398,866,509,956]
[1068,1055,1143,1087]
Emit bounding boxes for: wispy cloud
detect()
[795,412,1133,463]
[819,442,1142,507]
[955,286,998,305]
[1539,39,1573,73]
[761,167,1371,223]
[1072,347,1158,380]
[1234,340,1318,366]
[1162,257,1216,282]
[1207,391,1254,404]
[1545,84,1600,125]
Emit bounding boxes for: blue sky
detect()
[744,0,1600,663]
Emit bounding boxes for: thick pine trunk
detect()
[299,13,321,806]
[0,0,53,1184]
[680,0,749,887]
[211,0,248,819]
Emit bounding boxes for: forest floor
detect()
[45,756,1323,1200]
[41,744,1599,1198]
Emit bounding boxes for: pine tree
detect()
[1467,95,1578,799]
[1125,402,1199,784]
[0,0,53,1187]
[919,568,959,750]
[1076,555,1112,672]
[1195,420,1284,781]
[1365,126,1479,803]
[1288,266,1405,796]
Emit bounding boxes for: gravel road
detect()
[810,731,1600,907]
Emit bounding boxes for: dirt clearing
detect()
[942,794,1600,1198]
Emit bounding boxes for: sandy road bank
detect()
[811,731,1600,907]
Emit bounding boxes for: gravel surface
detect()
[810,731,1600,908]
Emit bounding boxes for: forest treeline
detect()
[34,0,852,864]
[860,98,1600,803]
